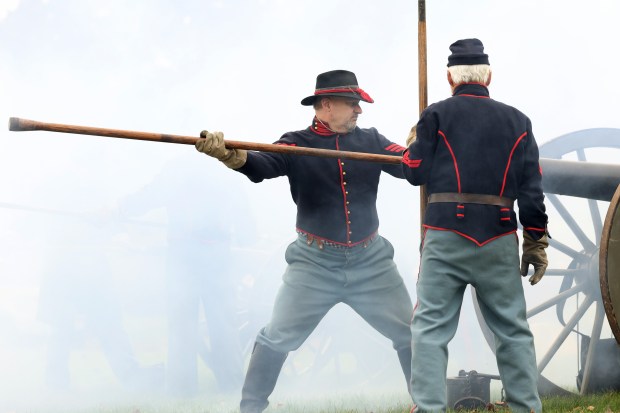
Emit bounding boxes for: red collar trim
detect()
[310,116,337,136]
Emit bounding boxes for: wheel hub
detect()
[571,248,601,295]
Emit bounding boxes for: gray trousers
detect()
[256,234,413,354]
[410,229,541,413]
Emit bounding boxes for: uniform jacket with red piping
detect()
[236,121,406,246]
[402,83,548,245]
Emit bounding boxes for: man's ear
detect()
[447,70,455,87]
[321,97,332,111]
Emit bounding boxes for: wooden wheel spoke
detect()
[576,148,586,162]
[549,238,584,260]
[575,149,604,244]
[537,294,595,374]
[588,198,603,244]
[578,303,606,394]
[542,268,580,276]
[547,193,597,251]
[526,283,585,318]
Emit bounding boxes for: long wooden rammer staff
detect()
[8,117,402,165]
[418,0,428,234]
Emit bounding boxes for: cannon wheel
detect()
[600,184,620,344]
[472,128,620,396]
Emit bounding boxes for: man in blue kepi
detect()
[403,38,549,413]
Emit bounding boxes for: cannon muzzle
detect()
[541,158,620,201]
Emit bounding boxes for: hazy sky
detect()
[1,0,619,411]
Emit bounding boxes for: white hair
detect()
[448,64,491,85]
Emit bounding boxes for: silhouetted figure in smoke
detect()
[120,152,252,397]
[37,213,162,393]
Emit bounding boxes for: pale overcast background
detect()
[1,0,619,412]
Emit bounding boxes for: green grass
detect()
[276,392,620,413]
[541,392,620,412]
[13,391,620,413]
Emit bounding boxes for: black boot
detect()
[240,342,288,413]
[397,347,412,393]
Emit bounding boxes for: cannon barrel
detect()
[540,158,620,201]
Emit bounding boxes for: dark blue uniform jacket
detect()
[236,122,405,246]
[402,83,548,245]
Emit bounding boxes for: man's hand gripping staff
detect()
[405,125,417,147]
[520,231,549,285]
[195,130,247,169]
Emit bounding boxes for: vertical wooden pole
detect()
[418,0,428,233]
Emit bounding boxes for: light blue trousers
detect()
[411,230,541,413]
[256,234,413,353]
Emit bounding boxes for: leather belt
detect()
[428,192,514,208]
[297,231,379,250]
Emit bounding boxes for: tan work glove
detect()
[405,125,417,147]
[195,130,247,169]
[520,231,549,285]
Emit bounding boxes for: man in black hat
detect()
[403,39,548,413]
[194,69,414,413]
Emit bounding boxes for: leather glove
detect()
[406,125,417,146]
[195,130,247,169]
[520,231,549,285]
